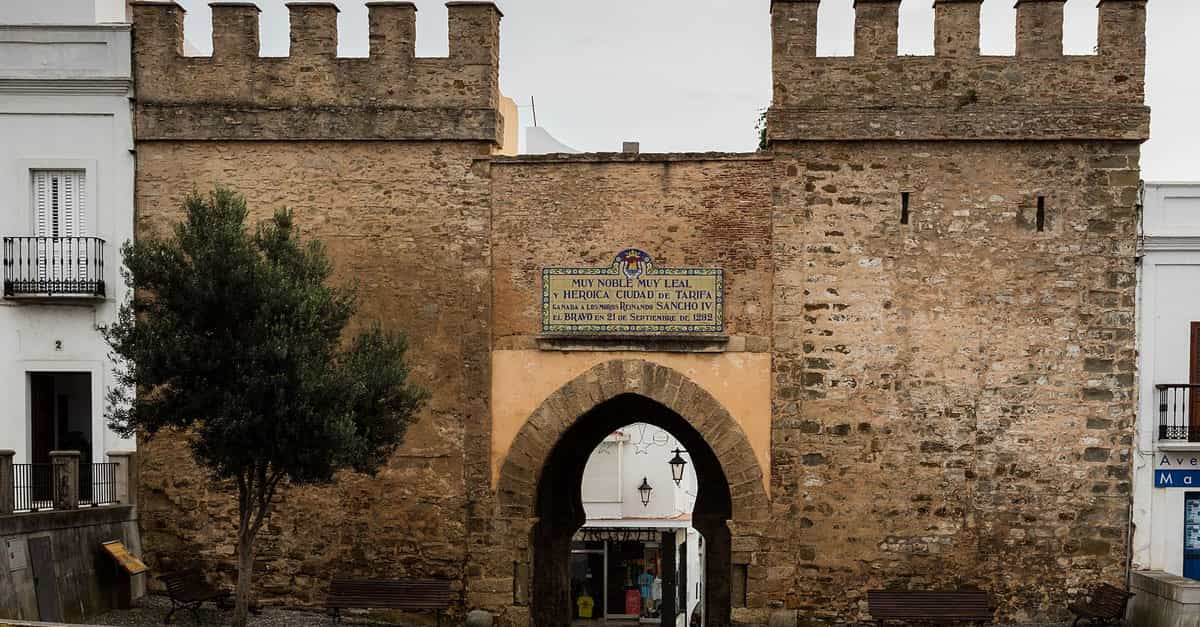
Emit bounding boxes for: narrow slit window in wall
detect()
[1036,196,1046,232]
[901,192,910,225]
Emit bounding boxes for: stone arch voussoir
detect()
[488,358,771,626]
[496,358,769,524]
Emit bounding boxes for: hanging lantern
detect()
[668,448,687,486]
[638,476,653,507]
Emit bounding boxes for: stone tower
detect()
[764,0,1146,621]
[129,0,503,607]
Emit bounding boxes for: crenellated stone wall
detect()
[130,0,1148,624]
[130,1,504,141]
[767,0,1148,142]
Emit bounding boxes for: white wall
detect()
[581,423,698,520]
[683,528,702,626]
[0,18,134,464]
[1133,183,1200,577]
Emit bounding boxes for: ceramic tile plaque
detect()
[542,249,723,336]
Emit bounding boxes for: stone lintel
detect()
[128,0,184,7]
[535,335,733,353]
[491,152,772,165]
[766,105,1151,142]
[445,1,503,18]
[285,2,340,10]
[135,103,502,143]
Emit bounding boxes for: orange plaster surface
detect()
[491,350,772,495]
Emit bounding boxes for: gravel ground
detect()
[87,595,429,627]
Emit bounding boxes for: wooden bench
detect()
[159,568,233,625]
[868,589,994,624]
[1069,583,1134,626]
[325,578,453,626]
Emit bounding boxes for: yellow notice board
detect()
[102,540,148,575]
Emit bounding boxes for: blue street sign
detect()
[1156,470,1200,488]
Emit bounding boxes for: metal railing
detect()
[12,463,53,513]
[1157,384,1200,442]
[3,236,106,297]
[80,462,119,507]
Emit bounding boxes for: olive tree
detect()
[105,188,426,626]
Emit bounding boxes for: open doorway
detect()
[531,394,732,627]
[28,372,93,501]
[570,422,704,626]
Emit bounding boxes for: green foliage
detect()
[106,184,427,478]
[105,187,427,624]
[106,188,426,485]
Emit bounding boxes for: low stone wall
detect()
[1128,570,1200,627]
[0,506,144,622]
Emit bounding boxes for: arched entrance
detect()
[494,360,768,627]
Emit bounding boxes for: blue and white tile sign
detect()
[1155,453,1200,488]
[542,249,723,336]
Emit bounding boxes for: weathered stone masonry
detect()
[766,0,1145,622]
[130,0,1147,624]
[130,0,499,604]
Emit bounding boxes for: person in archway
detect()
[638,564,657,612]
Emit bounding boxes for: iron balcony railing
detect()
[3,236,106,298]
[1157,384,1200,442]
[12,463,53,513]
[80,462,119,507]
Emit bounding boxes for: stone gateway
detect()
[128,1,1147,625]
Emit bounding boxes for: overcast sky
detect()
[176,0,1198,181]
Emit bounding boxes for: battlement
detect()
[130,1,503,142]
[767,0,1149,142]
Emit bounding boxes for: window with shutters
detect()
[2,169,103,297]
[31,170,88,238]
[32,170,89,284]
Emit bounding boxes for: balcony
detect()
[3,236,106,299]
[2,451,133,515]
[1157,384,1200,443]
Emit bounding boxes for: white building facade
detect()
[0,0,135,500]
[1130,183,1200,623]
[574,423,703,626]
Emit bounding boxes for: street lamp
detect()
[638,476,653,507]
[668,448,687,486]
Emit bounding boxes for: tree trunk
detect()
[233,523,255,627]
